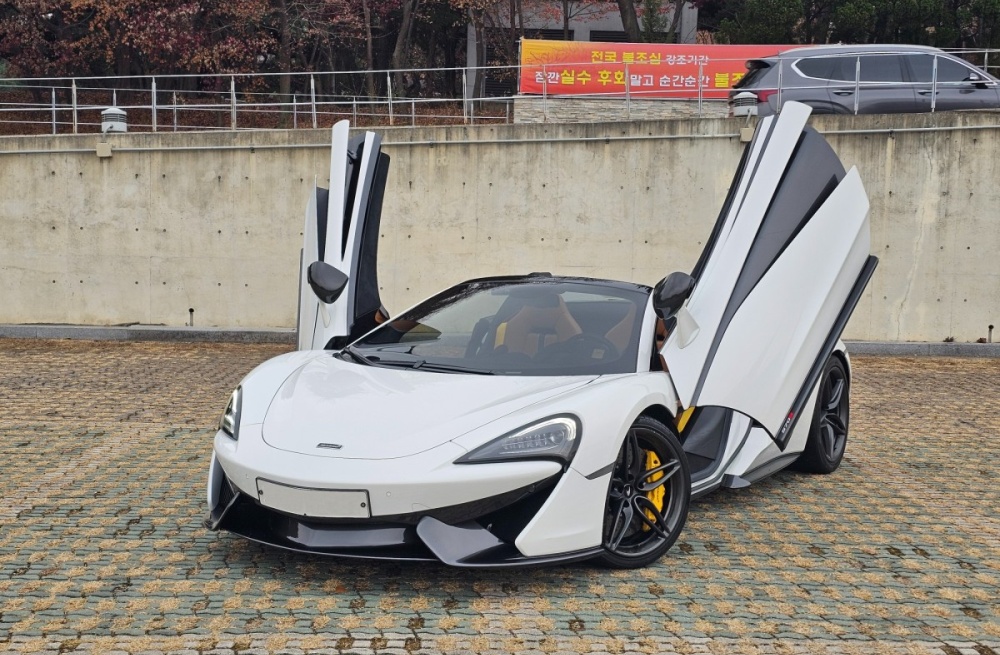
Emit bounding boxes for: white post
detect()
[411,99,415,126]
[293,94,298,129]
[387,71,394,126]
[776,59,783,113]
[542,64,548,121]
[697,61,704,116]
[310,75,317,128]
[931,55,938,113]
[151,77,157,132]
[625,62,631,119]
[853,57,860,115]
[72,79,78,134]
[51,87,56,135]
[462,68,469,124]
[230,76,237,129]
[172,92,178,131]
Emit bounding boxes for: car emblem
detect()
[317,443,343,450]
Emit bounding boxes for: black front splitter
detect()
[208,486,603,568]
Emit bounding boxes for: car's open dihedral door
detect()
[297,120,390,351]
[662,102,878,450]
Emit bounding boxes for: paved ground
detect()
[0,340,998,655]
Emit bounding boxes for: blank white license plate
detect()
[256,479,371,519]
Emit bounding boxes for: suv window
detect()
[796,56,857,81]
[734,61,772,88]
[907,54,977,83]
[859,55,906,82]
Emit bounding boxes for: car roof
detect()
[460,273,653,294]
[773,44,945,59]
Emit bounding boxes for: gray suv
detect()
[728,44,1000,116]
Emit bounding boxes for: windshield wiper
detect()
[416,361,495,375]
[342,345,373,366]
[372,357,494,375]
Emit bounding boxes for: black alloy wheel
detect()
[599,416,690,568]
[795,356,850,474]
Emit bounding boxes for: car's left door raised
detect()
[661,102,877,450]
[297,121,389,350]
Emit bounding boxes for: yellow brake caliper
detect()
[642,450,665,531]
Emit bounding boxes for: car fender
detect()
[509,373,679,556]
[236,350,327,426]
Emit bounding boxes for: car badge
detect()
[317,443,343,450]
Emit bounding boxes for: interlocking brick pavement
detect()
[0,339,998,655]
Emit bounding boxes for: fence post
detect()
[697,62,704,116]
[151,77,157,132]
[310,75,318,128]
[387,71,394,126]
[72,79,78,134]
[625,62,631,120]
[293,94,298,129]
[172,92,178,131]
[776,59,783,113]
[230,76,237,129]
[853,57,860,115]
[542,64,548,121]
[931,55,939,112]
[411,99,415,126]
[462,68,469,124]
[352,97,357,124]
[51,87,56,135]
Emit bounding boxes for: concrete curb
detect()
[0,324,295,344]
[2,324,1000,356]
[845,340,1000,357]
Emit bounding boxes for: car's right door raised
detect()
[662,102,877,450]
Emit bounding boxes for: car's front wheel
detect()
[599,416,690,568]
[794,356,850,474]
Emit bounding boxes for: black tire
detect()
[598,416,691,569]
[794,356,850,474]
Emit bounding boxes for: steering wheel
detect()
[538,333,620,362]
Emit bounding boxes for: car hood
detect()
[261,355,595,460]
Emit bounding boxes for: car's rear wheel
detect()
[598,416,690,569]
[794,356,850,474]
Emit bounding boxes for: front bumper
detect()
[206,470,602,567]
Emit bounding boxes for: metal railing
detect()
[0,49,997,134]
[0,66,522,135]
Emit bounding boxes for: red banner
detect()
[519,40,791,99]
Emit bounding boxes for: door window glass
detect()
[908,54,979,83]
[859,55,906,83]
[797,56,857,81]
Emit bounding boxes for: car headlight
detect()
[219,387,242,440]
[456,415,580,465]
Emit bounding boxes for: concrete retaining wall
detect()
[512,96,730,123]
[1,111,998,341]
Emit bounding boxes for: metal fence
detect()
[1,49,998,135]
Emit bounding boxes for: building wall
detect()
[1,111,998,341]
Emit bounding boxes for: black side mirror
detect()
[965,72,989,88]
[653,272,694,320]
[307,261,348,304]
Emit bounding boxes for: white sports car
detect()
[206,102,877,568]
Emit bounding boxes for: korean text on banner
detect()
[519,40,791,99]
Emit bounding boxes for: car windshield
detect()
[351,278,650,376]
